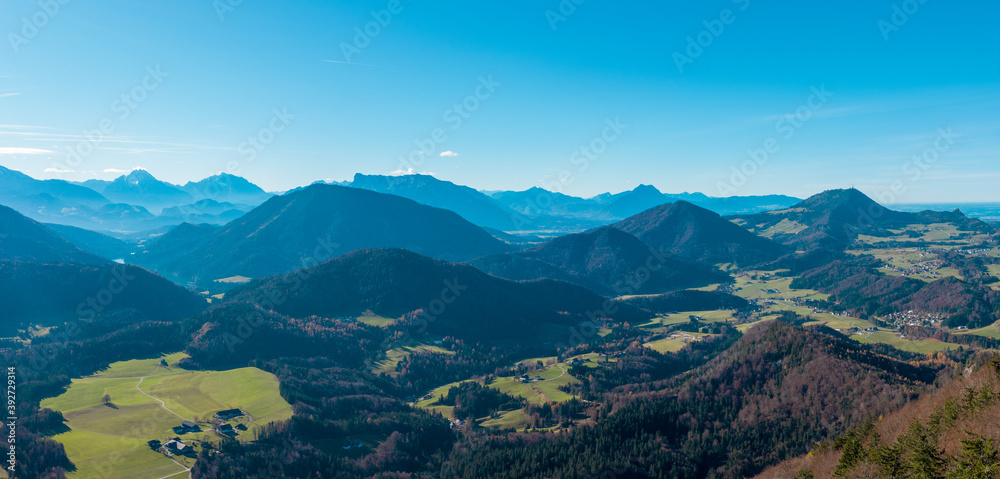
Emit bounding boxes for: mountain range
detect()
[468,226,731,296]
[136,184,514,285]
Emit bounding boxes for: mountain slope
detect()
[181,173,272,205]
[734,188,993,250]
[0,204,109,264]
[758,354,1000,479]
[451,320,941,478]
[615,200,787,266]
[0,261,207,324]
[97,169,192,212]
[349,173,535,231]
[0,164,109,207]
[139,184,513,283]
[469,226,731,296]
[225,248,645,340]
[491,185,800,222]
[46,223,135,261]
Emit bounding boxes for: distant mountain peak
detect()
[631,184,663,195]
[123,168,156,183]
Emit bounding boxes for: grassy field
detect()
[850,331,961,354]
[356,311,398,327]
[988,265,1000,290]
[732,271,830,301]
[374,342,453,376]
[761,303,875,330]
[214,275,252,284]
[961,320,1000,338]
[490,362,579,405]
[40,353,293,479]
[644,332,711,353]
[758,219,808,238]
[478,409,531,429]
[415,358,582,427]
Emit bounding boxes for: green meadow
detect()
[40,353,293,479]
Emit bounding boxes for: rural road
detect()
[154,457,191,479]
[136,365,191,422]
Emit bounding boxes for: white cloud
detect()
[388,168,435,177]
[389,168,416,176]
[0,92,20,98]
[439,150,459,157]
[44,167,75,173]
[0,147,52,155]
[103,167,142,174]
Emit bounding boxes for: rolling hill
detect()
[451,320,942,478]
[733,188,994,250]
[615,200,787,266]
[0,261,207,325]
[138,184,513,284]
[225,248,646,340]
[0,204,108,264]
[468,226,731,296]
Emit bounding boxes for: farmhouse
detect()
[215,408,244,420]
[173,420,201,434]
[164,439,194,457]
[217,424,237,436]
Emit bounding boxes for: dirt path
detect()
[136,365,191,422]
[154,457,191,479]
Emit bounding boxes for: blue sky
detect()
[1,0,997,202]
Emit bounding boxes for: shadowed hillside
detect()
[469,226,731,296]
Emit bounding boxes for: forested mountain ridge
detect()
[757,354,1000,479]
[0,204,110,265]
[136,184,513,285]
[615,200,787,266]
[446,320,943,478]
[468,226,731,296]
[224,247,646,340]
[733,188,994,250]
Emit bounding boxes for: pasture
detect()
[40,353,292,479]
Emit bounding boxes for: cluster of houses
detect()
[519,374,544,383]
[148,409,249,458]
[881,310,944,328]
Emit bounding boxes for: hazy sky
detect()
[1,0,997,203]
